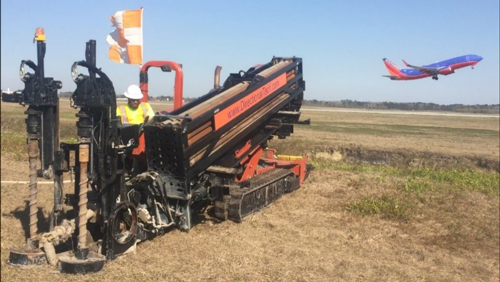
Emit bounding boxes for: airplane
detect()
[382,54,483,80]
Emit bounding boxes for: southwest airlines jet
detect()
[382,54,483,80]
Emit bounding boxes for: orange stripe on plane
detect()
[384,59,403,76]
[214,73,288,130]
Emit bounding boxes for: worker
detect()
[117,84,155,175]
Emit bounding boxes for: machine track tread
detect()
[227,168,298,222]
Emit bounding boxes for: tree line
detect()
[58,92,498,114]
[303,99,499,114]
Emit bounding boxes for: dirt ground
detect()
[1,164,498,281]
[1,102,499,281]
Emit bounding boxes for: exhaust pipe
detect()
[213,66,222,89]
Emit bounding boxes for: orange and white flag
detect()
[106,8,143,65]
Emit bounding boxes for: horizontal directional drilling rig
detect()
[126,57,311,241]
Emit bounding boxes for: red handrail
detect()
[139,61,183,110]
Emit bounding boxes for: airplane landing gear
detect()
[432,75,438,80]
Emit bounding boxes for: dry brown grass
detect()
[278,110,499,160]
[1,100,499,281]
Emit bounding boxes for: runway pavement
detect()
[300,106,499,118]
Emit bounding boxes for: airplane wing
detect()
[402,59,443,75]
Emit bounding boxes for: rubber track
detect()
[227,168,297,222]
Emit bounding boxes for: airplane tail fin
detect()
[382,58,404,77]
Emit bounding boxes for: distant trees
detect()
[56,91,497,114]
[302,99,500,114]
[59,91,126,98]
[154,95,196,102]
[58,92,199,103]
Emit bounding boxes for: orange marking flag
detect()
[214,72,288,130]
[106,8,143,65]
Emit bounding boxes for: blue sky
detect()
[1,0,499,105]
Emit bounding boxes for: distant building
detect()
[2,88,14,94]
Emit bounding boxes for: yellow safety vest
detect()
[117,102,154,124]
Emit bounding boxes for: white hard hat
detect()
[124,84,143,99]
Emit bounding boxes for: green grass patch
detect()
[347,194,413,221]
[1,133,78,161]
[1,134,26,159]
[402,178,434,194]
[61,137,78,144]
[403,168,499,195]
[311,159,499,195]
[1,115,27,134]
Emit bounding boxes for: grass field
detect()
[1,100,499,281]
